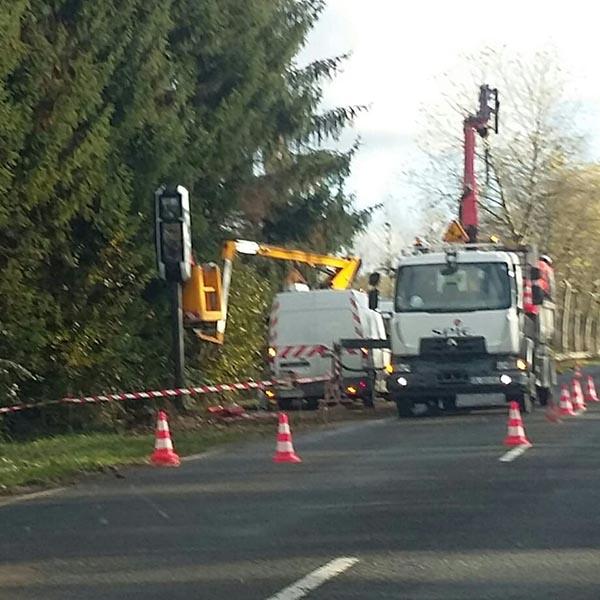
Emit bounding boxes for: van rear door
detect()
[270,294,331,380]
[270,291,366,381]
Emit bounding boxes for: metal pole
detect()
[584,294,595,353]
[367,349,375,409]
[562,283,572,353]
[596,305,600,357]
[171,281,186,410]
[574,304,582,352]
[384,221,392,276]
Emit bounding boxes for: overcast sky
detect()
[301,0,600,265]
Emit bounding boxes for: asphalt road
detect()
[3,390,600,599]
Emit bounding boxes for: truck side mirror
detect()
[532,284,544,306]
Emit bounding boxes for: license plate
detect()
[470,376,499,385]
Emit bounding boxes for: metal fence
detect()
[554,281,600,362]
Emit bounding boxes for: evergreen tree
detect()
[0,0,371,421]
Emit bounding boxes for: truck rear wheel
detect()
[304,397,320,411]
[536,386,553,407]
[442,396,457,412]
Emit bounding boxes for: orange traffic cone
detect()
[558,384,576,416]
[571,379,587,413]
[584,375,599,403]
[503,401,532,447]
[273,413,302,463]
[150,411,181,467]
[574,365,583,379]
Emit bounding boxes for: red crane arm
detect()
[460,85,499,243]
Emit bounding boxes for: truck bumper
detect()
[274,376,371,400]
[387,366,530,400]
[275,380,326,400]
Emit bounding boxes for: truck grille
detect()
[419,336,486,360]
[437,371,469,384]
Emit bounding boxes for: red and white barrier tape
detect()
[0,375,332,415]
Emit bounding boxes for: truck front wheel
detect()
[395,397,414,418]
[442,395,457,412]
[514,391,534,414]
[304,397,320,411]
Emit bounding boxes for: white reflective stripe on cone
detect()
[155,438,173,450]
[276,441,294,453]
[278,424,291,435]
[508,425,525,436]
[157,420,169,432]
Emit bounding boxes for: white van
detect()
[268,290,390,409]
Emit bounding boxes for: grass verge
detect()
[0,401,395,496]
[0,420,276,495]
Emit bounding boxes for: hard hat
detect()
[540,254,553,266]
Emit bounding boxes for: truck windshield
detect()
[395,262,512,313]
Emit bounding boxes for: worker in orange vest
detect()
[524,255,554,318]
[537,254,555,300]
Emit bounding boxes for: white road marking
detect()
[0,487,65,509]
[129,484,171,520]
[266,557,359,600]
[499,444,531,463]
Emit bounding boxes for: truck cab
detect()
[386,245,556,416]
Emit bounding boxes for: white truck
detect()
[382,244,556,417]
[268,289,390,409]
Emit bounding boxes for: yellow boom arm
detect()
[222,240,361,290]
[183,239,361,344]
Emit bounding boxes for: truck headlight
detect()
[516,358,527,371]
[397,377,408,387]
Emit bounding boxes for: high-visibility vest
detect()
[537,261,554,300]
